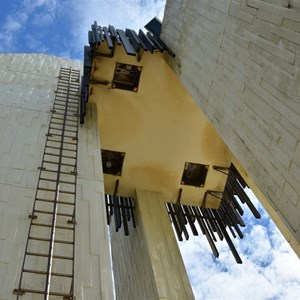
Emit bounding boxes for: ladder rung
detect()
[52,108,78,114]
[50,121,77,128]
[28,236,74,244]
[55,86,78,91]
[55,95,78,99]
[51,116,78,123]
[58,82,79,86]
[23,269,73,277]
[46,139,77,145]
[54,93,78,98]
[26,252,73,260]
[39,169,77,176]
[46,133,77,139]
[51,111,78,117]
[15,288,72,297]
[52,106,78,112]
[54,99,79,104]
[57,83,79,88]
[33,210,74,217]
[31,223,75,230]
[56,87,79,93]
[36,198,75,206]
[53,102,78,109]
[44,152,76,160]
[46,140,77,147]
[45,145,77,152]
[54,96,78,102]
[42,160,76,167]
[39,177,75,185]
[57,84,79,88]
[49,127,78,134]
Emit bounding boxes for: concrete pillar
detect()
[76,103,114,299]
[110,189,194,300]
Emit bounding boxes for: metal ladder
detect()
[14,67,80,299]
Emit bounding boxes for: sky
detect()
[0,0,166,60]
[0,1,300,299]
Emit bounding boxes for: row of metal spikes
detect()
[105,194,136,236]
[166,164,261,264]
[89,21,175,57]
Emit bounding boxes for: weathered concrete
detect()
[109,189,194,300]
[0,54,114,299]
[162,0,300,256]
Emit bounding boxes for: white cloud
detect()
[0,0,58,52]
[178,201,300,300]
[0,0,166,58]
[4,16,22,31]
[65,0,166,58]
[32,12,54,27]
[23,34,49,53]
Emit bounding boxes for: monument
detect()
[0,0,299,299]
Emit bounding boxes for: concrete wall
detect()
[0,54,113,299]
[110,189,194,300]
[161,0,300,256]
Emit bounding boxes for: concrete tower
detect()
[0,1,299,299]
[161,0,300,257]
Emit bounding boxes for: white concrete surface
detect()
[0,54,113,299]
[110,189,194,300]
[162,0,300,256]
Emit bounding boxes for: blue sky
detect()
[0,0,166,60]
[1,1,300,299]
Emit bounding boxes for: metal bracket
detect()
[28,214,37,219]
[175,188,183,205]
[213,166,230,176]
[13,289,25,296]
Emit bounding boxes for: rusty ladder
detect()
[14,67,80,299]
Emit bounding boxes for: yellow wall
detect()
[89,45,232,207]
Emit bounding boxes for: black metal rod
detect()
[193,207,219,258]
[105,194,110,225]
[93,21,100,45]
[113,180,119,196]
[214,210,242,264]
[129,198,136,228]
[200,208,217,242]
[138,30,154,53]
[120,197,129,236]
[208,209,224,240]
[103,26,114,49]
[109,25,121,44]
[113,196,121,231]
[116,29,136,56]
[124,197,130,222]
[230,193,244,216]
[167,203,183,241]
[182,205,198,236]
[230,164,248,188]
[174,204,189,240]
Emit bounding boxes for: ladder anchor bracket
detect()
[28,214,37,219]
[63,296,76,300]
[67,219,77,225]
[13,288,25,295]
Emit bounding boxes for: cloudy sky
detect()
[0,0,166,60]
[1,1,300,299]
